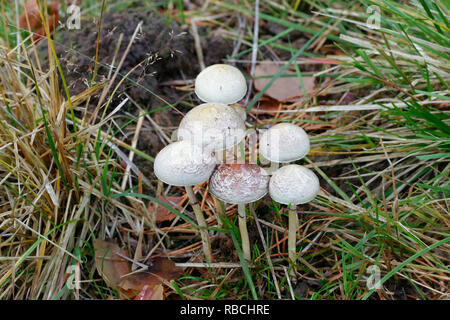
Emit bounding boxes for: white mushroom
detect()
[210,164,269,204]
[231,104,247,121]
[269,165,319,205]
[210,164,269,262]
[154,140,216,263]
[269,164,320,265]
[259,123,310,163]
[195,64,247,104]
[154,140,216,186]
[178,102,246,152]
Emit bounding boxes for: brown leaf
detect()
[119,257,182,291]
[94,239,182,300]
[19,0,60,42]
[94,239,130,288]
[134,284,164,300]
[148,196,185,222]
[254,61,315,102]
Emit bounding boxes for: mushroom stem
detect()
[215,197,226,229]
[185,185,212,263]
[238,203,251,262]
[288,205,299,264]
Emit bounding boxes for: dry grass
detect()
[0,0,449,300]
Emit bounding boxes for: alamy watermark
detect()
[366,265,382,290]
[66,263,80,290]
[366,5,381,30]
[66,4,81,30]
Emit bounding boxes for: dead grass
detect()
[0,0,449,300]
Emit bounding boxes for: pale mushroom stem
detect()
[238,203,251,262]
[215,197,226,229]
[185,185,212,263]
[288,204,299,264]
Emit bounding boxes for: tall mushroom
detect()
[209,164,269,262]
[269,165,320,265]
[154,140,216,263]
[177,102,247,226]
[259,122,314,268]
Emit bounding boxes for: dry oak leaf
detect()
[134,284,164,300]
[94,239,131,288]
[94,239,182,300]
[147,195,185,222]
[254,61,315,102]
[19,0,60,42]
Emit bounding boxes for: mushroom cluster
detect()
[154,63,320,269]
[154,64,253,263]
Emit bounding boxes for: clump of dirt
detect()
[202,33,234,67]
[54,8,197,109]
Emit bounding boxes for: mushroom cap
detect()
[154,140,216,186]
[178,102,246,151]
[231,104,247,121]
[210,164,269,204]
[259,123,310,163]
[269,164,319,205]
[195,64,247,104]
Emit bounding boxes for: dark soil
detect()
[55,8,196,109]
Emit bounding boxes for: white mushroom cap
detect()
[178,102,246,151]
[154,140,216,186]
[231,104,247,121]
[210,164,269,204]
[195,64,247,104]
[259,123,310,163]
[269,164,319,205]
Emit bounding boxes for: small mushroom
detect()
[195,64,247,104]
[259,123,310,164]
[178,102,246,152]
[210,164,269,262]
[269,164,320,264]
[154,140,216,263]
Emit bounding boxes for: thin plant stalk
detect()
[185,185,212,264]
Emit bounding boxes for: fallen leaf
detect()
[253,96,282,113]
[148,196,185,222]
[134,284,164,300]
[94,239,130,288]
[254,61,316,102]
[19,0,60,42]
[119,257,182,291]
[94,239,182,300]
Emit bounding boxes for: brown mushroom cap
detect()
[209,164,269,204]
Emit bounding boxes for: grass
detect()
[0,0,448,300]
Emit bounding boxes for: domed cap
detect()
[154,140,216,186]
[231,105,247,121]
[210,164,269,204]
[259,123,310,163]
[269,164,319,205]
[195,64,247,104]
[178,102,246,151]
